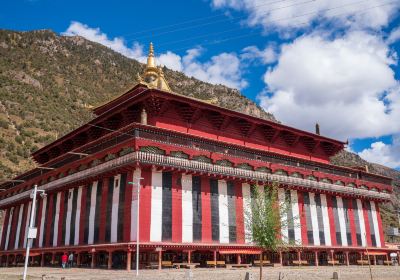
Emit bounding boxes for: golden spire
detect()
[147,42,156,69]
[138,42,171,92]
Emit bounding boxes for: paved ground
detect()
[0,266,399,280]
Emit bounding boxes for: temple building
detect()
[0,43,397,270]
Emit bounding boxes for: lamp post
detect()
[128,176,144,277]
[23,185,46,280]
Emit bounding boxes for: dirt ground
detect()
[0,265,399,280]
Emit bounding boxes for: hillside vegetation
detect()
[0,29,399,239]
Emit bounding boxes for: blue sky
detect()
[2,0,400,169]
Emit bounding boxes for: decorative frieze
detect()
[0,152,390,208]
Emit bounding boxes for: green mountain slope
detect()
[0,29,275,178]
[0,29,399,240]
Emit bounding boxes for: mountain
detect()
[0,29,275,179]
[0,29,398,240]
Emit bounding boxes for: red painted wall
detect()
[139,169,152,242]
[234,181,245,244]
[171,172,182,243]
[123,170,133,242]
[201,176,212,243]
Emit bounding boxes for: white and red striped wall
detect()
[0,168,386,250]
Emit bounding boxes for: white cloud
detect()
[358,136,400,168]
[259,31,400,140]
[182,49,248,88]
[62,21,147,62]
[158,51,183,72]
[388,26,400,44]
[63,21,247,89]
[211,0,400,32]
[241,45,277,64]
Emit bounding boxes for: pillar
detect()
[345,252,349,266]
[77,253,81,267]
[91,252,96,269]
[41,253,45,267]
[373,255,376,266]
[51,253,55,266]
[13,255,17,266]
[188,251,191,264]
[279,251,283,265]
[330,250,335,266]
[158,250,162,270]
[360,252,363,266]
[397,251,400,265]
[237,254,241,264]
[386,253,389,262]
[5,255,8,267]
[297,251,301,266]
[126,250,131,271]
[314,251,319,267]
[107,251,112,269]
[213,250,217,269]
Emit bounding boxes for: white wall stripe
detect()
[53,192,61,247]
[278,188,288,242]
[14,205,23,249]
[130,168,141,241]
[39,196,47,247]
[320,194,331,246]
[218,180,229,243]
[111,174,121,243]
[356,199,367,246]
[65,189,74,245]
[24,201,32,248]
[336,196,348,246]
[181,174,193,243]
[370,201,381,248]
[242,183,252,244]
[309,193,320,246]
[0,210,5,247]
[74,186,83,245]
[88,181,98,245]
[4,207,14,250]
[290,190,302,245]
[150,170,163,242]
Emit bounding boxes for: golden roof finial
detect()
[147,42,156,69]
[137,42,171,92]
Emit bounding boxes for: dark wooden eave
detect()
[31,84,346,166]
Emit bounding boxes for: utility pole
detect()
[23,185,46,280]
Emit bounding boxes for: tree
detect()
[244,182,297,280]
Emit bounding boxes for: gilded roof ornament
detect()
[138,42,171,92]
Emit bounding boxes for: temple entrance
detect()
[8,255,15,266]
[301,251,314,265]
[96,251,109,269]
[31,254,42,267]
[191,250,213,266]
[349,252,360,265]
[318,251,329,266]
[79,251,92,267]
[132,250,159,269]
[0,255,6,266]
[334,251,345,265]
[43,253,53,266]
[53,252,62,267]
[15,254,24,266]
[111,250,126,269]
[282,251,297,265]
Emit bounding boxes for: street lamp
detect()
[128,176,144,277]
[23,185,46,280]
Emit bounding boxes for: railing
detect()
[0,151,390,208]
